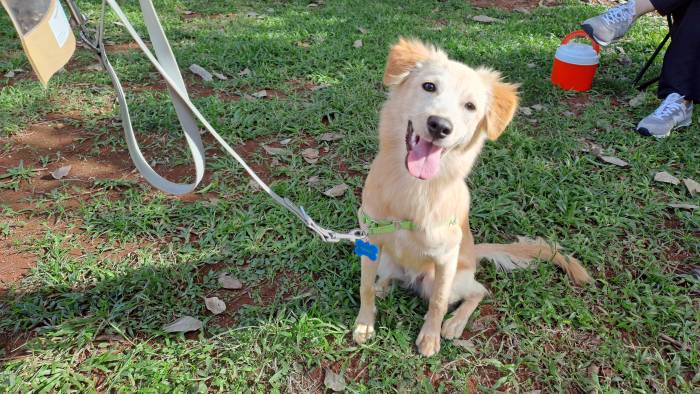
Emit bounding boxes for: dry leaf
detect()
[470,315,497,331]
[50,165,72,180]
[263,145,285,155]
[519,107,533,116]
[453,339,476,352]
[307,175,321,187]
[279,138,292,145]
[669,203,698,210]
[204,297,226,315]
[162,316,202,333]
[301,148,320,164]
[252,90,268,98]
[629,92,646,107]
[358,27,368,34]
[310,83,330,91]
[683,178,700,196]
[514,7,531,14]
[239,68,252,77]
[324,369,347,392]
[323,183,349,198]
[595,119,612,132]
[212,71,228,80]
[86,63,104,71]
[218,273,242,289]
[248,179,260,191]
[353,40,363,48]
[190,64,213,81]
[654,171,680,185]
[531,104,544,111]
[183,10,194,15]
[580,139,603,156]
[319,132,344,142]
[599,155,629,168]
[471,15,503,23]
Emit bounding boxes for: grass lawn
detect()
[1,0,698,392]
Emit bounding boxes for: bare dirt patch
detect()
[0,331,36,360]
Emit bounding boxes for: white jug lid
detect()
[555,42,599,66]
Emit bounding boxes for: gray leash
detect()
[67,0,366,244]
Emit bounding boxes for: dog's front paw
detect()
[416,325,441,356]
[441,316,468,340]
[353,323,375,344]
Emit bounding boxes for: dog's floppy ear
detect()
[383,38,437,86]
[478,68,519,141]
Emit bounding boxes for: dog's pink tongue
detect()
[407,139,443,180]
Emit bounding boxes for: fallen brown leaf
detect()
[307,175,321,187]
[212,71,228,80]
[683,178,700,196]
[324,369,347,392]
[598,155,629,168]
[654,171,680,185]
[323,183,349,198]
[629,92,646,107]
[262,145,285,155]
[301,148,320,164]
[319,132,344,142]
[669,203,698,210]
[162,316,202,333]
[50,165,72,180]
[218,273,243,289]
[471,15,503,23]
[190,64,213,81]
[204,297,226,315]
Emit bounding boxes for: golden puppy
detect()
[353,38,592,357]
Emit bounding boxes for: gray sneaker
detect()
[636,93,693,138]
[581,2,636,46]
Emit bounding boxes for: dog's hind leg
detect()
[441,269,488,339]
[375,252,403,298]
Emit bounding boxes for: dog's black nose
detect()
[427,116,452,139]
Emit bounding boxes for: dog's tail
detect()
[474,236,592,286]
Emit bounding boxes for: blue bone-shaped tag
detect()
[354,239,379,261]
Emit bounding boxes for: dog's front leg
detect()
[353,255,378,344]
[416,248,458,357]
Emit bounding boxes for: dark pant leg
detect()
[650,0,700,102]
[650,0,693,14]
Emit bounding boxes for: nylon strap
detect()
[67,0,366,243]
[359,209,457,236]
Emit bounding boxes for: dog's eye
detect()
[422,82,436,92]
[464,102,476,111]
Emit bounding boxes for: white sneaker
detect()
[636,93,693,138]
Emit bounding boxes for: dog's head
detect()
[380,38,519,181]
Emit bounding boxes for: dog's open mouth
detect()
[405,121,445,180]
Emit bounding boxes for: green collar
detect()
[359,209,457,236]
